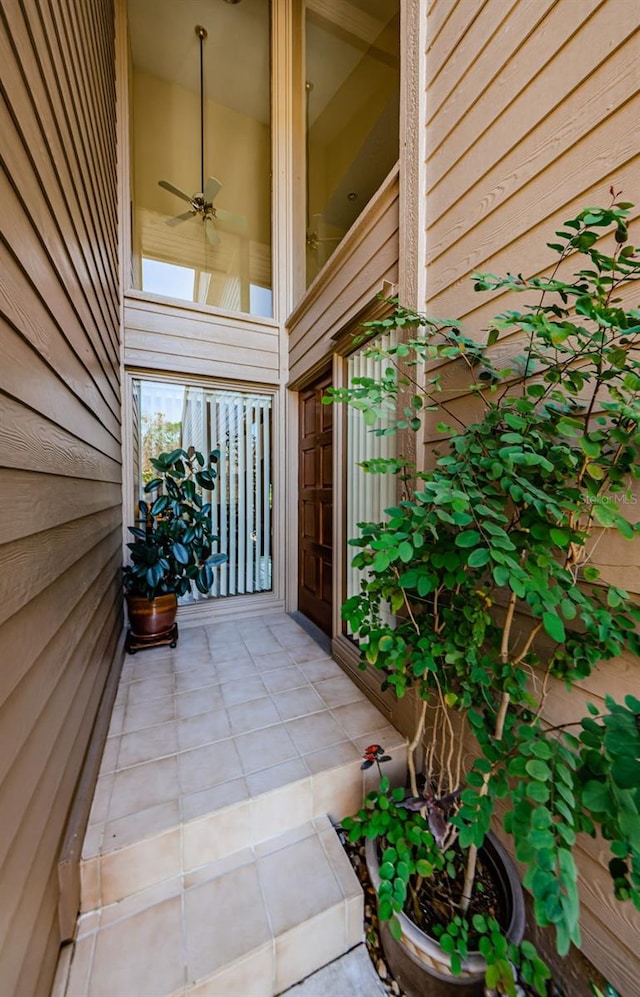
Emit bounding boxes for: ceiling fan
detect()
[158,25,246,246]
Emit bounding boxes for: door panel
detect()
[298,372,333,634]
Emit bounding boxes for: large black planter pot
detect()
[366,833,525,997]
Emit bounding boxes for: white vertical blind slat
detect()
[263,402,271,590]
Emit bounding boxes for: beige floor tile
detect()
[220,674,269,707]
[123,694,176,733]
[347,894,365,948]
[312,761,363,822]
[254,821,316,859]
[272,686,326,721]
[79,857,101,913]
[285,712,347,754]
[177,709,231,751]
[272,631,321,650]
[73,609,408,997]
[235,725,299,775]
[174,628,210,652]
[81,826,103,863]
[274,907,345,993]
[99,874,183,929]
[205,624,242,642]
[183,799,253,870]
[102,799,180,852]
[113,680,128,710]
[75,910,101,940]
[127,673,175,706]
[182,776,249,823]
[331,700,387,737]
[130,655,176,682]
[315,675,365,708]
[101,826,181,906]
[98,736,120,774]
[175,662,219,694]
[351,724,406,753]
[65,934,96,997]
[317,822,362,902]
[244,635,282,656]
[261,666,308,693]
[105,704,125,738]
[117,720,178,770]
[175,684,226,720]
[188,943,274,997]
[303,739,361,775]
[251,650,294,672]
[214,657,260,683]
[178,738,243,796]
[108,755,180,822]
[210,645,253,666]
[251,779,314,843]
[87,774,114,826]
[184,846,254,890]
[185,862,270,982]
[297,659,344,682]
[88,896,184,997]
[258,834,343,935]
[227,696,280,735]
[245,757,309,796]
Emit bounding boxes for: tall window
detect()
[133,379,273,601]
[305,0,400,286]
[127,0,272,316]
[345,331,398,630]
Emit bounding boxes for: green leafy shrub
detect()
[332,196,640,994]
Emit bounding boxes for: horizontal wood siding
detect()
[0,1,120,994]
[424,1,640,991]
[287,166,399,385]
[124,294,281,384]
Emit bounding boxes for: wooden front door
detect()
[298,373,333,635]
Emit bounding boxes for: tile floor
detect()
[63,612,407,996]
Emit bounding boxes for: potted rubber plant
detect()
[123,446,226,650]
[329,196,640,995]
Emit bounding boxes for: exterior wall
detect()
[124,296,281,383]
[288,165,400,387]
[424,0,640,991]
[0,2,121,994]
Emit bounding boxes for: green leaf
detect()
[467,547,490,567]
[171,542,190,564]
[542,612,566,643]
[455,530,482,547]
[526,759,552,781]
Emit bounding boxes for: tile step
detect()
[66,816,364,997]
[79,737,407,913]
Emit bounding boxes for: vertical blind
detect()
[345,331,398,619]
[135,379,273,602]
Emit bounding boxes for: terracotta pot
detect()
[126,593,178,638]
[366,832,525,997]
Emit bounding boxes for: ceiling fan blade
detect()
[158,180,195,205]
[214,208,248,232]
[203,177,222,203]
[204,216,220,246]
[166,210,197,227]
